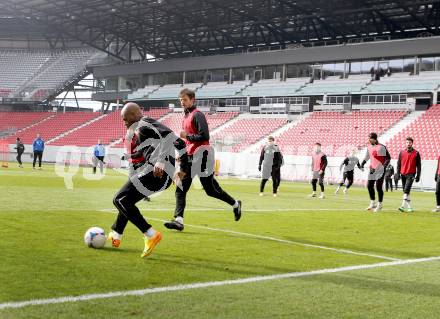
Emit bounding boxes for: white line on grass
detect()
[1,256,439,310]
[97,209,400,261]
[148,218,400,261]
[99,208,358,212]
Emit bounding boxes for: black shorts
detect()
[401,174,415,194]
[343,171,354,181]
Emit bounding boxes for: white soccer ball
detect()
[84,227,106,248]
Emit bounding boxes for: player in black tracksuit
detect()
[335,150,361,195]
[259,136,284,197]
[14,137,25,168]
[108,102,187,258]
[384,164,395,192]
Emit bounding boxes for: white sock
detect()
[233,201,239,208]
[312,191,316,195]
[144,228,156,238]
[175,216,184,224]
[110,231,122,240]
[401,200,406,208]
[370,200,376,206]
[377,202,383,207]
[406,196,412,209]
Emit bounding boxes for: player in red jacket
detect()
[396,137,421,213]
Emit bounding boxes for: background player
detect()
[384,163,395,192]
[361,132,391,213]
[92,140,106,174]
[32,133,44,170]
[335,148,362,195]
[258,136,284,197]
[396,137,421,213]
[434,155,440,212]
[14,137,24,168]
[309,143,327,199]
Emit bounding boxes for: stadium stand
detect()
[0,48,98,101]
[127,85,160,100]
[294,75,371,95]
[361,72,440,94]
[3,112,99,144]
[50,111,124,147]
[196,81,250,98]
[386,104,440,160]
[0,112,52,134]
[212,117,287,152]
[146,83,203,100]
[275,111,407,156]
[50,108,171,147]
[0,49,51,96]
[240,78,308,97]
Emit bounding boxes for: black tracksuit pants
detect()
[260,167,281,194]
[33,151,43,168]
[112,172,172,234]
[436,175,440,206]
[174,153,235,218]
[401,174,415,195]
[16,151,23,165]
[367,169,385,202]
[312,172,325,192]
[385,176,393,191]
[340,171,354,189]
[93,156,105,174]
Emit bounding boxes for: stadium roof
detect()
[1,0,440,61]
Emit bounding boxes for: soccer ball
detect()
[84,227,106,248]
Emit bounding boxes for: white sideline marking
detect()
[149,218,400,261]
[99,208,356,212]
[97,209,399,261]
[1,256,439,310]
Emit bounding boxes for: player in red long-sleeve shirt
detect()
[396,137,421,213]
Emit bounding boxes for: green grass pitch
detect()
[1,163,440,318]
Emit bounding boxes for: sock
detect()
[377,202,383,208]
[406,196,412,209]
[335,186,340,192]
[110,231,122,240]
[370,200,376,206]
[312,191,316,195]
[401,200,406,208]
[144,228,156,238]
[233,201,239,208]
[175,216,184,224]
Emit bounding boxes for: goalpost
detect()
[0,141,9,168]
